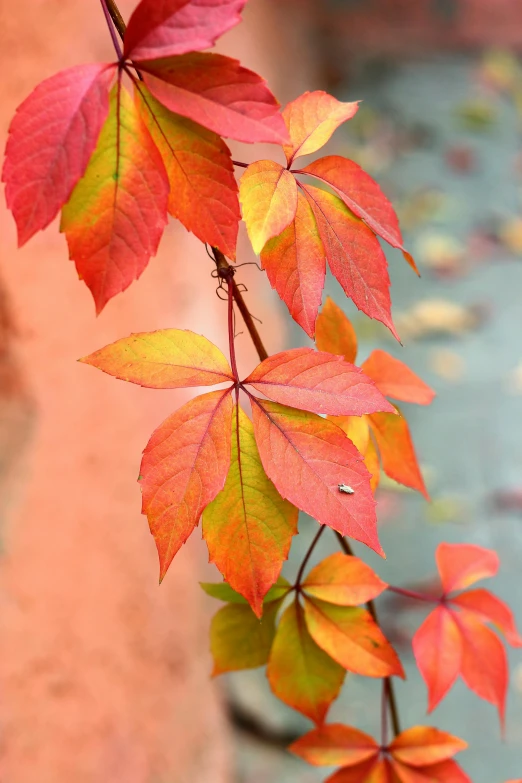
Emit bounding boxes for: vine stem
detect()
[295,526,326,588]
[381,679,389,748]
[387,585,439,603]
[227,279,239,381]
[100,0,124,60]
[105,0,127,39]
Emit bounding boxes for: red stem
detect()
[387,585,439,603]
[227,280,239,382]
[295,526,325,588]
[100,0,124,60]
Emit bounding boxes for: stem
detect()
[227,280,239,382]
[100,0,124,60]
[232,160,249,168]
[381,680,389,748]
[295,526,325,588]
[387,585,439,603]
[105,0,127,39]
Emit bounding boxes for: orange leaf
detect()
[451,588,522,647]
[267,600,345,724]
[261,188,325,338]
[361,350,435,406]
[300,155,418,273]
[316,296,358,364]
[303,552,388,606]
[365,436,381,494]
[368,410,429,498]
[240,160,298,253]
[412,606,462,712]
[389,727,467,767]
[303,598,405,678]
[251,400,382,553]
[210,597,281,675]
[245,347,395,417]
[283,90,359,166]
[80,328,234,388]
[303,184,398,339]
[327,758,394,783]
[330,415,370,455]
[391,758,471,783]
[436,543,499,594]
[140,389,233,580]
[289,723,378,767]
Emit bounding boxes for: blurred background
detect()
[1,1,522,782]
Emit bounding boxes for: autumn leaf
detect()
[136,84,239,258]
[124,0,246,61]
[244,347,395,417]
[140,53,288,144]
[436,542,499,594]
[251,400,382,553]
[451,589,522,647]
[289,723,379,767]
[200,576,291,605]
[389,727,467,767]
[239,160,298,253]
[267,600,346,723]
[368,410,429,499]
[203,405,298,616]
[315,296,358,364]
[61,84,169,313]
[80,328,233,388]
[362,350,436,405]
[3,63,115,246]
[326,759,389,783]
[390,758,471,783]
[413,606,462,712]
[283,91,359,166]
[302,553,388,606]
[140,389,233,580]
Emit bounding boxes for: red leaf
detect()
[389,727,467,767]
[302,184,399,339]
[436,543,499,594]
[3,63,114,246]
[261,189,325,338]
[315,296,358,364]
[124,0,245,61]
[141,53,288,144]
[140,389,233,580]
[391,758,471,783]
[361,350,435,406]
[251,400,382,554]
[300,156,418,273]
[302,552,388,606]
[327,758,394,783]
[60,84,169,313]
[368,410,429,499]
[239,160,298,253]
[412,606,462,712]
[451,588,522,647]
[245,347,395,417]
[289,724,379,767]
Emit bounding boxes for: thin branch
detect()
[100,0,123,60]
[105,0,127,39]
[295,526,326,588]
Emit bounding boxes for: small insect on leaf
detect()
[338,484,355,495]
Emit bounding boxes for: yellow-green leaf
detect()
[239,160,298,253]
[210,598,281,675]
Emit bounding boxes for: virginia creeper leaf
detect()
[283,91,359,166]
[303,184,399,339]
[80,328,233,388]
[391,758,471,783]
[436,543,499,594]
[136,85,239,258]
[251,400,382,553]
[239,160,298,254]
[266,600,345,724]
[330,415,370,456]
[362,350,435,406]
[200,576,291,605]
[3,63,115,246]
[451,588,522,647]
[289,724,378,767]
[315,296,358,364]
[203,405,298,616]
[261,189,325,338]
[412,606,462,712]
[389,727,467,767]
[140,389,233,580]
[124,0,246,61]
[365,436,381,494]
[210,597,281,675]
[302,553,388,606]
[368,410,429,499]
[245,347,395,417]
[327,759,393,783]
[304,598,405,678]
[60,84,169,313]
[300,155,418,273]
[141,53,288,144]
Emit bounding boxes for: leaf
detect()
[451,588,522,647]
[61,84,169,313]
[331,415,370,455]
[289,724,378,767]
[245,347,395,417]
[136,84,239,258]
[124,0,245,61]
[210,597,281,675]
[203,405,298,616]
[80,328,233,388]
[300,156,418,273]
[436,543,499,594]
[266,600,345,723]
[139,389,233,580]
[302,553,388,606]
[251,400,382,553]
[304,598,405,678]
[361,350,435,406]
[141,53,288,144]
[239,160,298,253]
[303,185,398,339]
[200,576,291,605]
[283,91,359,166]
[412,606,462,712]
[389,727,467,767]
[3,63,115,246]
[368,410,429,499]
[327,758,393,783]
[365,437,381,494]
[391,758,471,783]
[260,189,325,338]
[315,296,358,364]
